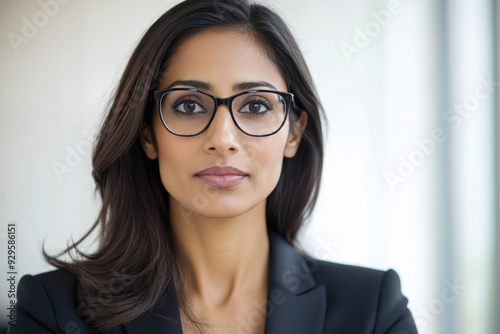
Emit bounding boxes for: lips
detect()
[195,166,248,188]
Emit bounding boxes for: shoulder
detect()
[312,258,398,291]
[9,268,96,334]
[311,259,405,310]
[311,259,417,333]
[17,268,78,314]
[268,231,416,332]
[18,268,80,315]
[24,267,78,294]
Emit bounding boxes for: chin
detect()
[193,205,254,219]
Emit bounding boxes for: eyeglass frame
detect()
[153,88,295,137]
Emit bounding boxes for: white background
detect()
[0,0,497,333]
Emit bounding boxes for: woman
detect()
[9,0,417,333]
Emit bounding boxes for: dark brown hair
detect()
[45,0,325,331]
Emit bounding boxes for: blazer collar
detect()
[124,230,326,334]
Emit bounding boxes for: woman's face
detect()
[141,28,305,219]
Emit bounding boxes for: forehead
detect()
[159,28,287,92]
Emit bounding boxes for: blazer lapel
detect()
[124,231,326,334]
[264,231,326,334]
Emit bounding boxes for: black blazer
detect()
[8,231,417,334]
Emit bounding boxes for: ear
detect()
[284,111,308,158]
[140,124,158,159]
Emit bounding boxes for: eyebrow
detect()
[233,81,277,91]
[166,80,278,92]
[167,80,211,90]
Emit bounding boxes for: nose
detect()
[203,105,240,154]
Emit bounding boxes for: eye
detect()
[173,100,206,114]
[240,100,273,114]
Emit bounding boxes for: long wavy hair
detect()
[45,0,325,331]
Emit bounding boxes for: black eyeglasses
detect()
[153,88,294,137]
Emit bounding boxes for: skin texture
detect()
[140,28,307,333]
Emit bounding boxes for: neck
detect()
[169,198,270,307]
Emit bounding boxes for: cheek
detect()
[158,145,183,172]
[153,126,196,190]
[249,132,289,185]
[156,146,181,193]
[154,113,184,155]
